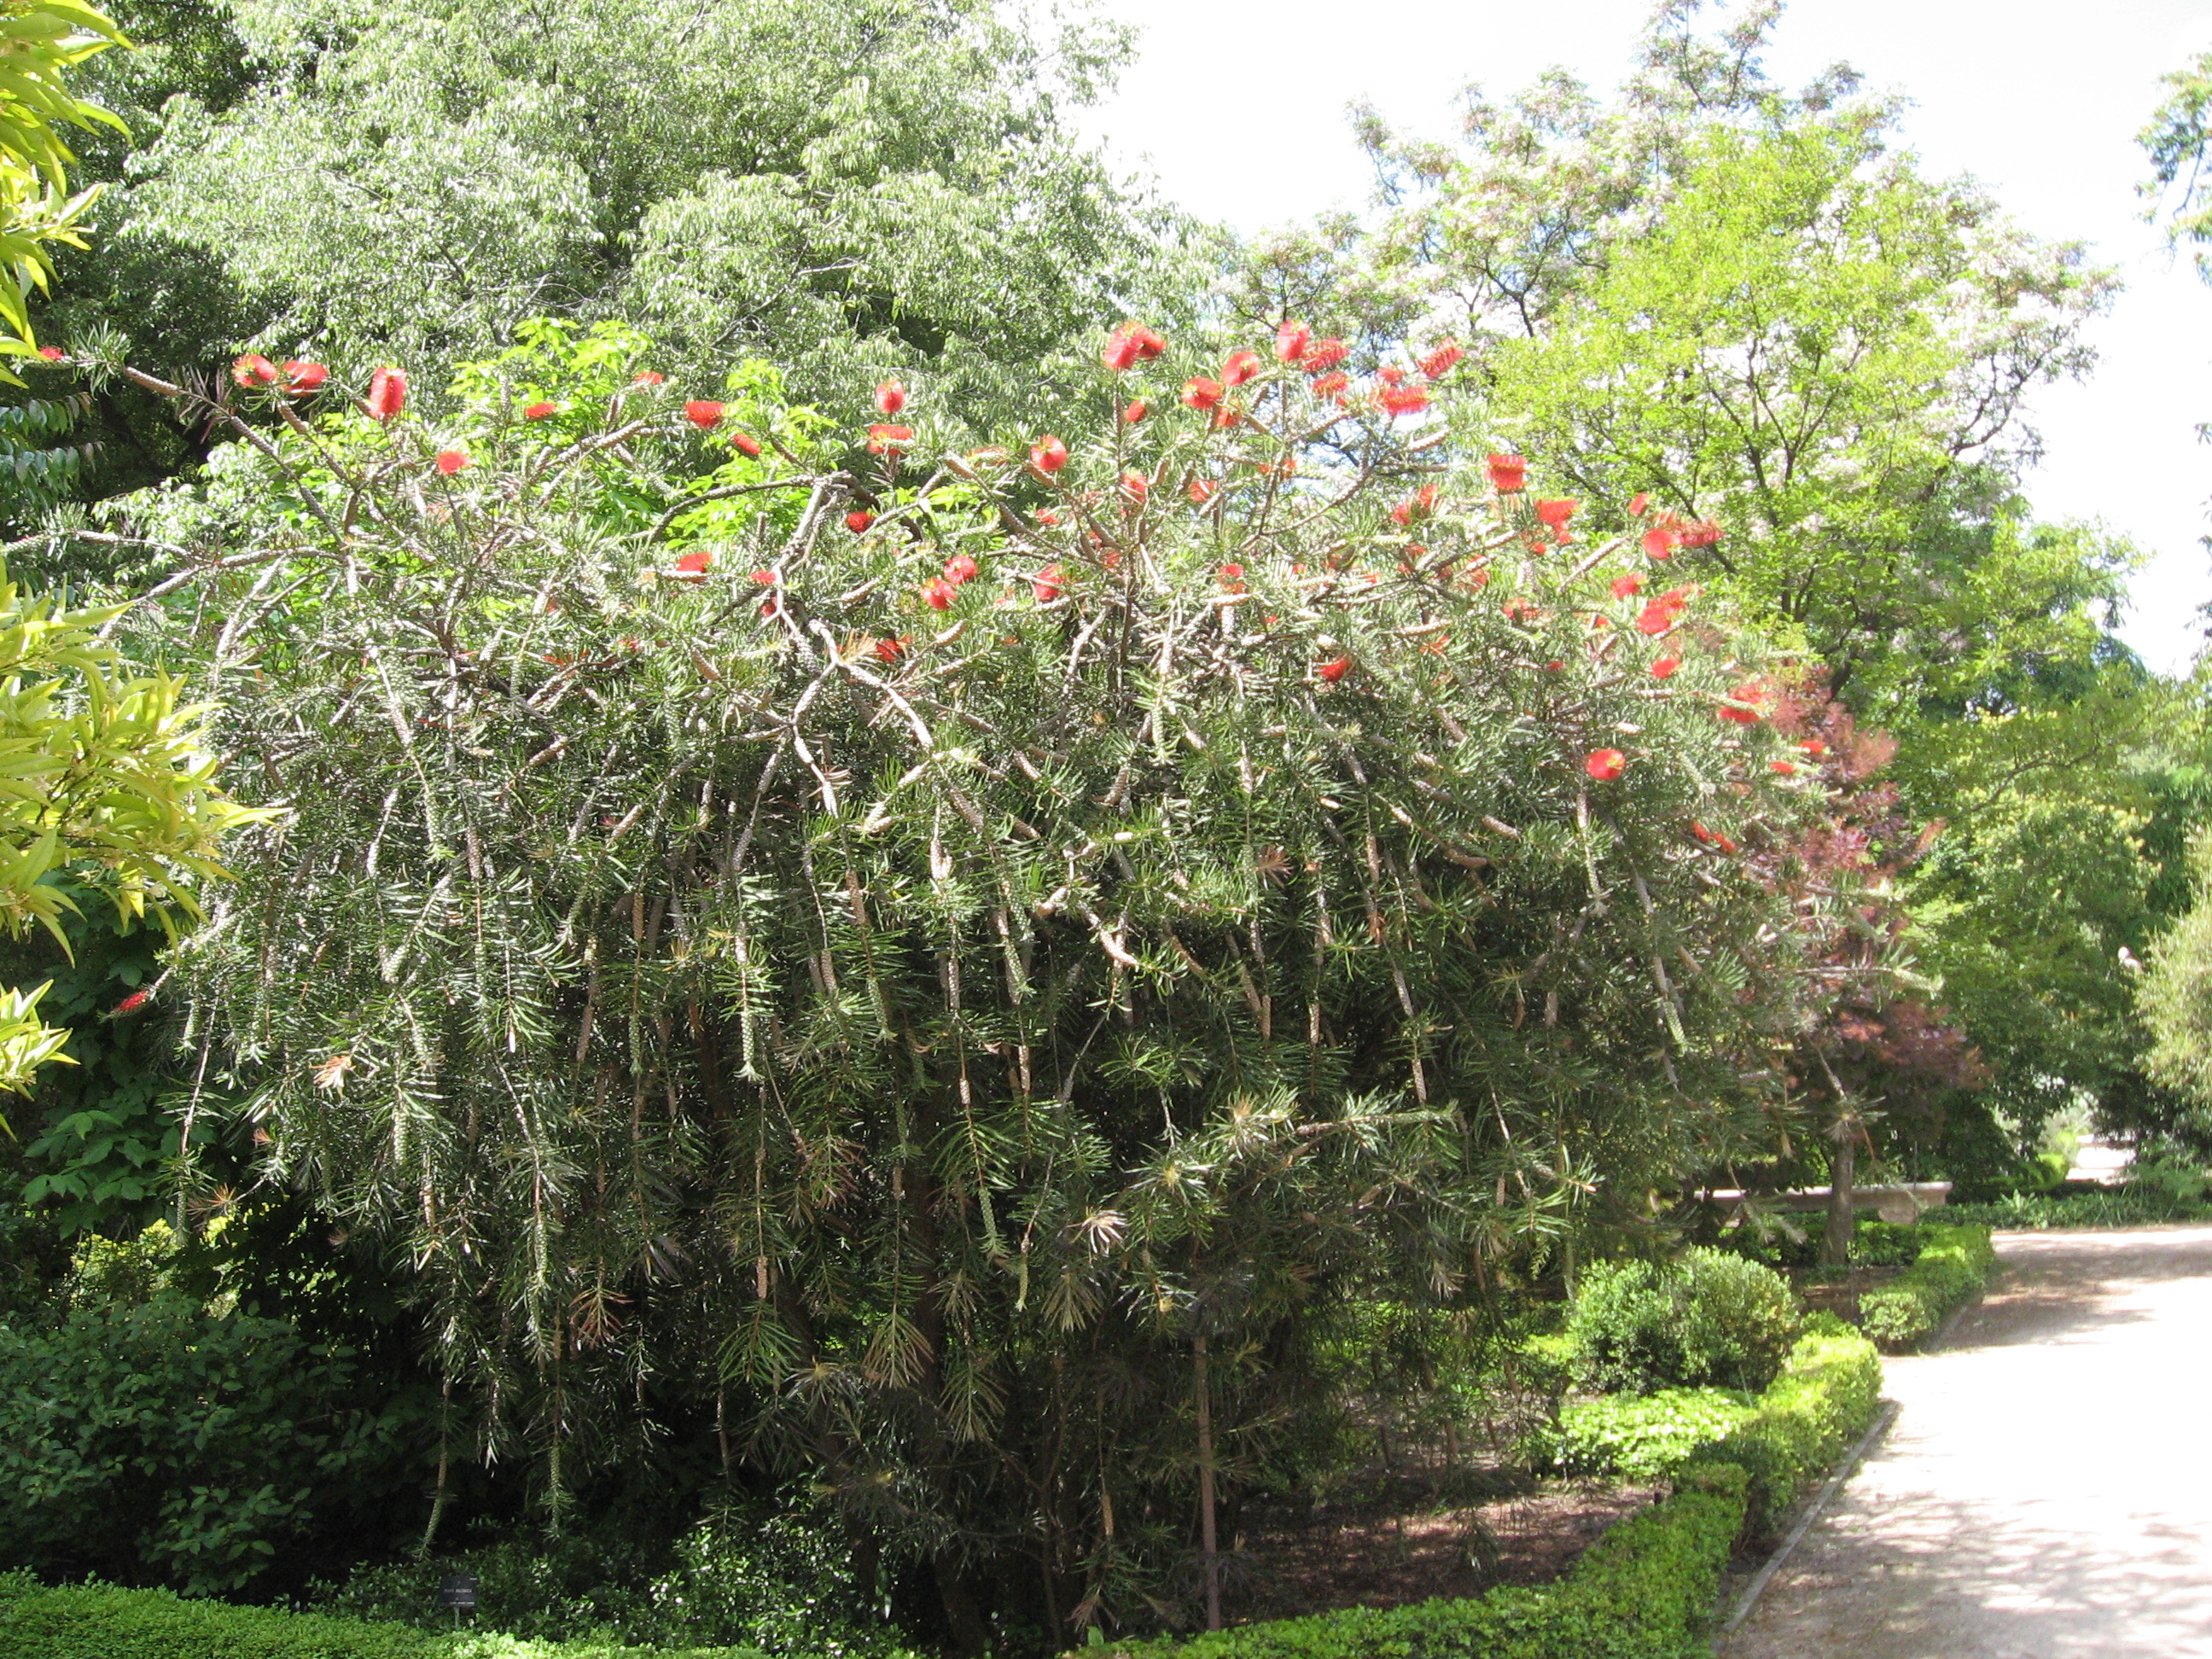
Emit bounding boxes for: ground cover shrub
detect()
[1941,1184,2212,1231]
[1525,1388,1755,1481]
[1684,1315,1881,1536]
[0,1573,836,1659]
[313,1506,891,1657]
[1855,1225,1994,1349]
[1106,1464,1748,1659]
[1563,1249,1802,1394]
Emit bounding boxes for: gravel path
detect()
[1726,1225,2212,1658]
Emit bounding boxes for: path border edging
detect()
[1712,1399,1900,1652]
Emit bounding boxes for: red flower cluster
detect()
[1417,339,1463,379]
[868,424,913,456]
[1389,482,1440,527]
[1317,655,1352,683]
[875,381,906,416]
[1103,321,1167,372]
[1534,498,1577,533]
[114,991,148,1014]
[1641,527,1679,560]
[1121,469,1149,505]
[435,449,469,475]
[1221,350,1262,387]
[1636,586,1694,636]
[1718,679,1769,725]
[524,400,557,420]
[1610,573,1644,600]
[846,509,876,533]
[673,550,713,581]
[731,431,763,458]
[35,345,62,362]
[1310,370,1349,402]
[1275,319,1311,364]
[1187,477,1216,504]
[1376,384,1429,418]
[1691,821,1741,854]
[1031,434,1068,473]
[1303,337,1349,374]
[1487,453,1527,493]
[232,352,278,388]
[1650,653,1681,679]
[685,400,724,430]
[367,367,407,422]
[1033,563,1065,602]
[1679,520,1724,548]
[1585,748,1627,782]
[1181,376,1223,411]
[1122,399,1149,424]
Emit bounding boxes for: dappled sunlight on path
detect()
[1728,1227,2212,1657]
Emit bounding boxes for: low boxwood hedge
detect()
[1682,1314,1882,1537]
[1525,1387,1755,1482]
[0,1575,770,1659]
[1856,1224,1994,1351]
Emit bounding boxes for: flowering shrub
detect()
[99,313,1841,1631]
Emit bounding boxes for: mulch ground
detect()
[1214,1467,1665,1624]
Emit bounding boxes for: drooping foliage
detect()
[76,315,1854,1634]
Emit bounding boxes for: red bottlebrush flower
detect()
[1585,748,1627,782]
[632,370,666,386]
[1377,365,1407,387]
[760,597,781,619]
[367,366,407,422]
[1487,453,1527,493]
[434,449,469,475]
[1309,370,1349,401]
[1641,527,1678,561]
[524,400,557,420]
[730,431,763,458]
[1275,320,1311,364]
[846,509,876,533]
[1376,384,1430,418]
[1220,562,1244,583]
[1187,478,1216,504]
[1102,321,1167,371]
[867,423,913,456]
[1636,587,1693,636]
[1317,655,1352,683]
[1503,597,1539,623]
[875,380,907,416]
[1417,339,1463,379]
[35,345,62,362]
[1679,520,1724,548]
[672,550,713,580]
[924,577,958,610]
[1031,434,1069,473]
[281,359,328,394]
[1629,492,1650,516]
[231,352,279,388]
[1771,759,1797,775]
[748,566,775,585]
[1718,679,1767,725]
[1120,469,1149,504]
[1691,820,1714,845]
[1032,563,1064,602]
[1801,739,1828,756]
[1715,830,1740,854]
[1534,498,1578,532]
[945,554,979,585]
[1036,509,1061,525]
[1650,653,1682,679]
[1181,376,1224,411]
[1212,405,1242,431]
[874,636,907,662]
[1221,350,1262,387]
[1610,573,1644,600]
[684,399,724,429]
[114,990,148,1014]
[1123,399,1149,424]
[1304,337,1349,373]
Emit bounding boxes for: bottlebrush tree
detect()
[96,316,1842,1639]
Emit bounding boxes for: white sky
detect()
[1068,0,2212,677]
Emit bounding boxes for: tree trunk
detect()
[1194,1330,1222,1632]
[1823,1126,1857,1268]
[934,1555,991,1657]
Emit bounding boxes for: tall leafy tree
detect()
[96,320,1839,1638]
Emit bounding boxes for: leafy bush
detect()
[1857,1225,1994,1349]
[1848,1221,1925,1266]
[1526,1388,1755,1481]
[1684,1314,1882,1536]
[1108,1465,1748,1659]
[0,1270,426,1593]
[1563,1248,1803,1394]
[314,1506,891,1657]
[0,1573,790,1658]
[1941,1186,2212,1229]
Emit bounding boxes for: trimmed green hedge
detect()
[1856,1225,1994,1351]
[1683,1314,1882,1537]
[1526,1388,1755,1482]
[0,1575,770,1659]
[1108,1464,1749,1659]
